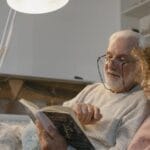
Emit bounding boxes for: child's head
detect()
[132,47,150,100]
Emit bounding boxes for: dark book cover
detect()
[44,112,95,150]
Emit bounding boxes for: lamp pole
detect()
[0,8,16,67]
[0,0,69,68]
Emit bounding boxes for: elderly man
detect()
[37,30,147,150]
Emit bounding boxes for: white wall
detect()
[0,0,121,82]
[0,0,34,75]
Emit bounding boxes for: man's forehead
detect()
[107,46,131,56]
[107,37,138,54]
[106,51,129,57]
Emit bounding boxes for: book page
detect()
[19,98,39,122]
[41,105,83,130]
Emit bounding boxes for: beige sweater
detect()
[63,83,147,150]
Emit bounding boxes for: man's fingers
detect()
[84,104,93,123]
[47,125,59,138]
[73,103,102,124]
[94,107,102,121]
[36,120,43,130]
[74,103,82,116]
[80,104,89,122]
[74,103,85,121]
[40,135,48,150]
[36,120,44,137]
[40,131,53,150]
[77,103,91,123]
[36,119,57,139]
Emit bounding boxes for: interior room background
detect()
[0,0,121,82]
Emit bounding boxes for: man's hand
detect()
[72,103,102,125]
[36,120,67,150]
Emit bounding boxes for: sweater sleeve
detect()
[109,100,147,150]
[63,83,99,107]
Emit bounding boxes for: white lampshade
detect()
[7,0,69,14]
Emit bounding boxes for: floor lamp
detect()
[0,0,69,67]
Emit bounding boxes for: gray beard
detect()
[105,77,124,92]
[105,72,136,92]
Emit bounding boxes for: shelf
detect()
[122,0,150,18]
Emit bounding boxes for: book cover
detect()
[19,99,95,150]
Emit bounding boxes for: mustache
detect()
[106,70,120,77]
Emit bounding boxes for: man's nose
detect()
[107,58,117,70]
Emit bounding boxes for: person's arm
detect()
[109,101,147,150]
[127,116,150,150]
[63,83,102,125]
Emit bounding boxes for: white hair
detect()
[109,30,145,49]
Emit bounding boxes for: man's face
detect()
[104,37,138,92]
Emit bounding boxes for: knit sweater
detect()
[63,83,147,150]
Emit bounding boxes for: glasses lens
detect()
[97,55,111,90]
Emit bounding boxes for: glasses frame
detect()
[97,53,137,92]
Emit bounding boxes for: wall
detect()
[0,0,34,75]
[0,0,121,82]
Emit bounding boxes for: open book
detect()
[19,99,95,150]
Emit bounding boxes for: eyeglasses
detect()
[96,54,137,91]
[98,54,136,66]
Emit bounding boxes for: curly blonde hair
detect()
[132,47,150,88]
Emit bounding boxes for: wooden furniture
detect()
[0,73,92,114]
